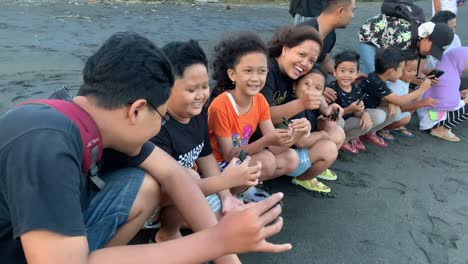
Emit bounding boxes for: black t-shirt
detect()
[261,58,295,107]
[151,111,212,169]
[289,0,326,17]
[299,18,336,64]
[0,104,154,264]
[360,72,394,109]
[293,109,321,132]
[329,81,365,120]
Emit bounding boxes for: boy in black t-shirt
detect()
[151,41,262,248]
[359,48,434,146]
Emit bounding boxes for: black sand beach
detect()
[1,1,467,263]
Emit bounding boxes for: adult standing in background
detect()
[432,0,464,16]
[290,0,327,25]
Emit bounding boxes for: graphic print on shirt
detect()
[177,142,204,168]
[272,90,289,105]
[232,125,254,147]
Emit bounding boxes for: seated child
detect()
[383,51,440,139]
[151,40,262,245]
[359,48,434,146]
[418,47,468,141]
[328,51,386,153]
[208,32,302,201]
[286,66,341,193]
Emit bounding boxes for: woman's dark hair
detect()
[211,32,268,98]
[78,32,174,110]
[333,50,360,70]
[431,10,456,24]
[375,48,404,74]
[267,25,323,58]
[162,40,208,78]
[297,66,328,83]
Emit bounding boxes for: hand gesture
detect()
[419,77,433,91]
[349,100,364,113]
[325,103,344,121]
[421,97,439,108]
[289,118,311,135]
[388,103,398,117]
[300,92,322,110]
[267,129,295,147]
[360,112,373,131]
[222,156,262,188]
[217,193,292,254]
[221,194,244,215]
[322,87,337,104]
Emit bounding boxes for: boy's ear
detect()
[127,99,148,125]
[333,68,337,77]
[227,68,236,83]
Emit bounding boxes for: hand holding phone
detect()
[427,69,444,79]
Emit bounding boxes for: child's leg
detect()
[368,106,401,133]
[431,103,468,140]
[318,119,346,148]
[296,139,338,182]
[344,116,368,141]
[385,113,411,130]
[269,148,300,180]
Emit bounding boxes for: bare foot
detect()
[154,228,182,243]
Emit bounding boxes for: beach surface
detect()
[1,1,467,263]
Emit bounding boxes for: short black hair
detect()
[374,48,404,74]
[333,50,360,70]
[401,50,419,62]
[78,32,174,110]
[211,32,268,98]
[268,25,322,58]
[323,0,353,13]
[297,65,328,83]
[431,10,456,24]
[162,40,208,78]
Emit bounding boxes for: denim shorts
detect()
[84,167,146,251]
[287,148,312,177]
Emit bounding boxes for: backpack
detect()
[17,87,105,189]
[381,0,425,24]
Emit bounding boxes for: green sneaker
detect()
[316,169,337,181]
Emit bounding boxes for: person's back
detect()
[290,0,326,25]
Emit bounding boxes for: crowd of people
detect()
[0,0,467,263]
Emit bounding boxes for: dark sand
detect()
[1,1,467,263]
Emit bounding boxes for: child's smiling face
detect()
[295,71,326,99]
[334,61,358,88]
[400,59,418,83]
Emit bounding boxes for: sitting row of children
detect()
[148,30,346,244]
[330,48,437,153]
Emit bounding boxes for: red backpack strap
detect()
[18,99,105,189]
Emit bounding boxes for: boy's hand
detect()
[221,194,244,215]
[300,93,322,110]
[217,192,292,254]
[324,103,344,120]
[267,129,295,147]
[419,77,433,91]
[360,112,373,130]
[322,87,337,104]
[350,100,364,113]
[388,103,398,117]
[222,156,261,188]
[421,97,440,108]
[290,118,311,135]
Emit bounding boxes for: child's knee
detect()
[282,148,300,173]
[136,174,161,214]
[253,150,276,176]
[310,140,338,162]
[400,114,411,125]
[371,109,387,127]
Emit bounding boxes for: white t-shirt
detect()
[432,0,458,16]
[425,34,462,69]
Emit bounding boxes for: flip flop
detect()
[316,168,338,181]
[389,127,415,138]
[292,178,331,193]
[377,130,395,141]
[430,129,460,142]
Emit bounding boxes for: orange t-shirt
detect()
[208,91,271,162]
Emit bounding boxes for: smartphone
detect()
[239,150,248,163]
[428,69,444,79]
[356,93,367,104]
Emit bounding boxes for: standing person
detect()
[298,0,355,74]
[151,40,262,246]
[261,25,344,191]
[418,47,468,141]
[425,11,462,70]
[432,0,464,16]
[358,18,454,75]
[0,32,291,264]
[290,0,326,25]
[209,32,302,201]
